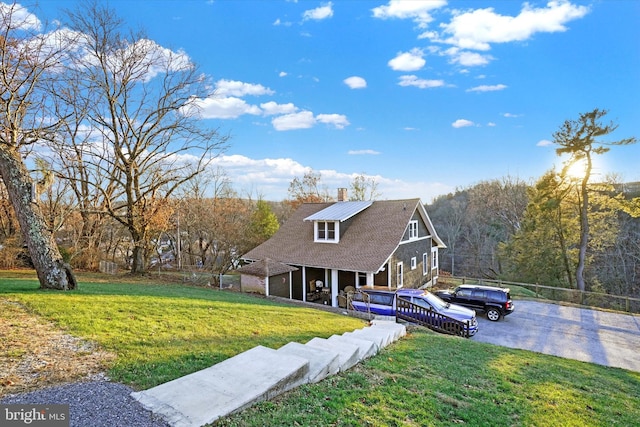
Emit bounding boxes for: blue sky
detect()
[34,0,640,202]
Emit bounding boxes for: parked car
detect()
[350,288,478,337]
[434,285,514,321]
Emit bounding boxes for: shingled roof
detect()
[236,258,298,277]
[242,199,444,273]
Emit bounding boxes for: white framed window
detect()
[431,247,438,270]
[396,262,404,288]
[410,257,417,270]
[423,253,428,275]
[408,220,418,240]
[315,221,338,242]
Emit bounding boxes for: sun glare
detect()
[565,159,588,180]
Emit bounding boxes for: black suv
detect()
[434,285,514,321]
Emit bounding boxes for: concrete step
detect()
[328,334,378,359]
[370,320,407,340]
[344,327,394,349]
[276,341,340,386]
[305,337,360,371]
[131,345,309,427]
[132,321,407,427]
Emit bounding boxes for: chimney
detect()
[337,188,347,201]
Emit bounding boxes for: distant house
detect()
[239,195,446,308]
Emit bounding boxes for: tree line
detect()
[0,2,230,288]
[428,109,639,297]
[0,3,637,295]
[429,161,640,299]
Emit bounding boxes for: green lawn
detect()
[2,271,639,426]
[218,331,640,427]
[0,272,364,389]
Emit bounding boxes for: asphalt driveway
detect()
[470,300,640,373]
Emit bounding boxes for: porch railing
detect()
[396,297,473,338]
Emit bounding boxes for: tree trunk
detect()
[129,229,148,274]
[0,148,76,290]
[575,160,592,292]
[575,191,589,292]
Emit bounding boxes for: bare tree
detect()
[554,108,637,291]
[286,170,332,210]
[429,194,467,275]
[0,3,76,289]
[47,53,113,270]
[349,173,381,201]
[57,2,228,273]
[173,168,232,268]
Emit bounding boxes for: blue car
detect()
[350,288,478,337]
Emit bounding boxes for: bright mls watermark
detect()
[1,404,69,426]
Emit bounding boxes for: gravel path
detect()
[0,379,170,427]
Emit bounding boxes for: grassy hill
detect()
[1,271,638,426]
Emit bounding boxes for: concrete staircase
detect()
[131,320,406,427]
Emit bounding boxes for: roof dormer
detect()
[304,201,372,243]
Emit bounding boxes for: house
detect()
[239,194,446,308]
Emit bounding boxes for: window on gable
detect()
[408,220,418,240]
[315,221,338,242]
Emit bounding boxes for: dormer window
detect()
[315,221,339,243]
[305,201,372,244]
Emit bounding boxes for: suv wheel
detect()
[486,308,501,321]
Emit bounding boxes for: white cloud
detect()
[212,155,308,180]
[441,1,590,51]
[452,119,475,128]
[74,37,193,82]
[209,154,453,202]
[503,112,522,118]
[193,96,262,119]
[208,155,309,198]
[0,2,41,30]
[272,111,316,130]
[317,113,350,129]
[302,2,334,21]
[348,149,380,155]
[215,79,275,97]
[388,48,426,71]
[260,101,298,116]
[397,75,444,89]
[344,76,367,89]
[271,111,349,131]
[279,71,288,77]
[273,18,292,27]
[446,48,492,66]
[467,84,507,92]
[372,0,447,28]
[487,122,496,127]
[537,139,553,147]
